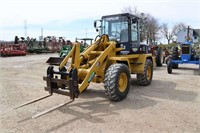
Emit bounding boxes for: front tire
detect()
[137,59,153,86]
[104,64,130,101]
[167,59,172,74]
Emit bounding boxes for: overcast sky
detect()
[0,0,199,43]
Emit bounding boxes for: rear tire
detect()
[156,47,163,67]
[172,47,179,60]
[104,64,130,101]
[137,59,153,86]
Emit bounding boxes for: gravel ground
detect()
[0,54,200,133]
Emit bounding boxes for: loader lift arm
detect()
[43,35,118,100]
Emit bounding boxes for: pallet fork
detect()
[14,67,77,118]
[14,57,79,118]
[14,95,74,118]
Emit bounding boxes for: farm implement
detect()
[0,43,26,57]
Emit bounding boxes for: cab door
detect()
[130,18,140,53]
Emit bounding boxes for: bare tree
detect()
[161,22,187,44]
[173,22,187,34]
[121,6,138,15]
[145,14,161,44]
[160,23,174,44]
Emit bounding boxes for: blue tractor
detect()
[167,27,200,75]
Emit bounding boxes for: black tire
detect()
[172,47,179,60]
[156,47,163,67]
[172,64,178,69]
[137,59,153,86]
[104,64,130,101]
[167,59,172,74]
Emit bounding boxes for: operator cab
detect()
[94,13,141,55]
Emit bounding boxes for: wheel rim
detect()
[147,65,152,80]
[118,73,128,92]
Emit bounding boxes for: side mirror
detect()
[94,21,97,28]
[132,18,137,24]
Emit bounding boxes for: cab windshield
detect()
[101,16,129,42]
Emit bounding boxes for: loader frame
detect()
[43,34,154,100]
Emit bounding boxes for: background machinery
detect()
[26,36,63,54]
[167,26,200,74]
[59,38,92,57]
[0,36,26,56]
[46,38,92,65]
[150,45,164,66]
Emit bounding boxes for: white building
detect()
[177,28,200,44]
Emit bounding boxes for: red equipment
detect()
[0,43,27,56]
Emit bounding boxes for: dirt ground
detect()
[0,54,200,133]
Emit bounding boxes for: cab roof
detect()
[102,13,139,19]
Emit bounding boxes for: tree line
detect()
[122,6,187,44]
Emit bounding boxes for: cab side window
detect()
[131,23,138,42]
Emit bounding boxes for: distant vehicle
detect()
[59,38,93,57]
[46,38,92,65]
[167,26,200,75]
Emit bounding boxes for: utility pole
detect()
[41,27,43,38]
[24,19,27,38]
[86,28,87,38]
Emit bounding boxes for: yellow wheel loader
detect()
[15,13,155,118]
[43,13,155,101]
